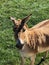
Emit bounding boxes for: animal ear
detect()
[17,14,32,32]
[10,17,22,28]
[22,14,32,24]
[14,14,32,33]
[10,17,17,25]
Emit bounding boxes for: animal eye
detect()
[22,28,25,32]
[13,25,18,32]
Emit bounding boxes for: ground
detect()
[0,0,49,65]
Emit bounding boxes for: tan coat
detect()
[19,20,49,65]
[10,15,49,65]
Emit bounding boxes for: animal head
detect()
[10,14,32,49]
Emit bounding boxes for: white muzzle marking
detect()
[19,38,24,44]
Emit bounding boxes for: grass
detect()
[0,0,49,65]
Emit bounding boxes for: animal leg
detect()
[37,51,48,65]
[30,55,36,65]
[41,51,48,61]
[20,56,25,65]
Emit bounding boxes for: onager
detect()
[10,14,49,65]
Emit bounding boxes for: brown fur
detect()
[10,15,49,65]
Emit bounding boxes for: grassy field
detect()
[0,0,49,65]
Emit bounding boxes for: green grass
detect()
[0,0,49,65]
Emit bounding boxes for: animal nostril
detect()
[16,39,24,49]
[18,39,20,43]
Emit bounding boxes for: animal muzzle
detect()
[16,39,24,49]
